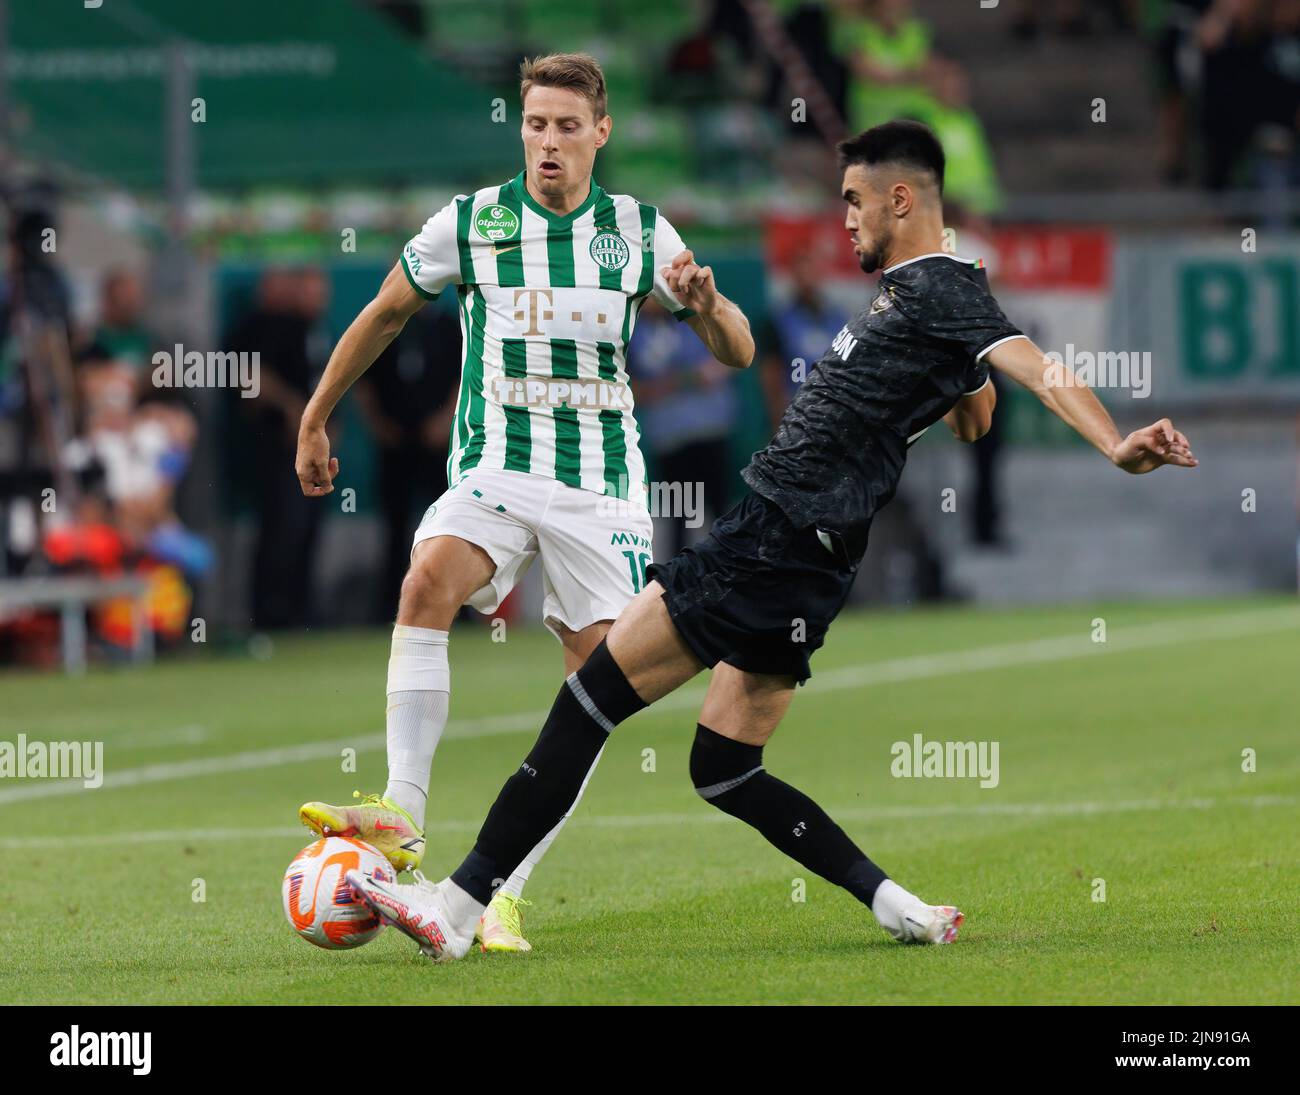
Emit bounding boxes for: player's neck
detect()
[523,172,593,218]
[881,220,949,272]
[882,240,947,272]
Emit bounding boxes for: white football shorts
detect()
[412,468,654,639]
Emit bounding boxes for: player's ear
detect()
[892,182,913,218]
[594,113,612,149]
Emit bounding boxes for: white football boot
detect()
[893,902,964,945]
[872,879,964,944]
[345,869,476,962]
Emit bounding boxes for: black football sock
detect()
[450,640,646,905]
[690,723,888,906]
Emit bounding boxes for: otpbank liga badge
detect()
[590,227,630,271]
[474,204,520,242]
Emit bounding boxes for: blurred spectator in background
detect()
[664,0,772,186]
[1148,0,1215,184]
[363,0,426,39]
[631,298,739,558]
[1198,0,1273,190]
[760,249,849,431]
[833,0,1002,212]
[354,304,460,619]
[1148,0,1300,193]
[1255,0,1300,205]
[45,284,211,655]
[55,360,211,643]
[834,0,936,131]
[1011,0,1135,39]
[80,269,153,379]
[228,267,333,630]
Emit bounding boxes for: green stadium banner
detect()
[6,0,515,189]
[1111,238,1300,400]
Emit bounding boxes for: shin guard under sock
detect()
[690,723,888,906]
[451,641,644,903]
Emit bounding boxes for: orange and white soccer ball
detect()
[282,836,394,950]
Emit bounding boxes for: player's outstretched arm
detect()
[665,250,755,369]
[986,336,1198,474]
[943,380,996,442]
[296,264,425,496]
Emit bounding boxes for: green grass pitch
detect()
[2,595,1297,1005]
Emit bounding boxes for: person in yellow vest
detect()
[833,0,1003,213]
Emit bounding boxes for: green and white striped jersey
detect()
[400,171,696,504]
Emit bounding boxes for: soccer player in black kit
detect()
[348,121,1199,959]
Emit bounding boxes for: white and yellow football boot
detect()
[299,791,425,873]
[475,892,533,953]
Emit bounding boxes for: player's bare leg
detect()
[349,577,958,961]
[300,535,493,871]
[397,535,496,630]
[604,581,706,701]
[693,664,963,944]
[350,582,704,960]
[478,619,614,953]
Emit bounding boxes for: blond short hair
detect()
[519,52,608,121]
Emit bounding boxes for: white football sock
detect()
[870,878,921,937]
[442,877,487,937]
[498,743,605,899]
[382,625,450,830]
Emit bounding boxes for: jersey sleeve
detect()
[927,270,1025,393]
[649,212,697,322]
[400,199,463,301]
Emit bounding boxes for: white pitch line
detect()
[0,793,1293,851]
[2,604,1297,808]
[115,724,210,750]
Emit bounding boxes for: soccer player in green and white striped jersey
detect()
[293,52,754,952]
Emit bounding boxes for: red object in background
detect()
[5,613,61,670]
[38,523,191,650]
[43,523,126,572]
[765,214,863,278]
[989,227,1111,291]
[495,586,522,626]
[764,215,1111,290]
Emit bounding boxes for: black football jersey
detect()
[742,254,1023,555]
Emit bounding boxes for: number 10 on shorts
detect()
[622,550,651,592]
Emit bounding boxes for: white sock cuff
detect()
[392,624,449,647]
[387,626,450,693]
[871,878,914,933]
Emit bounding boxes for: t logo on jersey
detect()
[831,325,858,360]
[514,288,555,336]
[869,289,893,315]
[509,287,619,338]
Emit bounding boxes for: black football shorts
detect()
[645,490,861,684]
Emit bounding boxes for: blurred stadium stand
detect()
[1,0,1296,669]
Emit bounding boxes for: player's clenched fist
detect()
[1110,417,1198,474]
[296,425,339,496]
[662,249,719,315]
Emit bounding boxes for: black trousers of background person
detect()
[654,436,734,560]
[252,434,324,631]
[376,439,447,620]
[970,373,1004,546]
